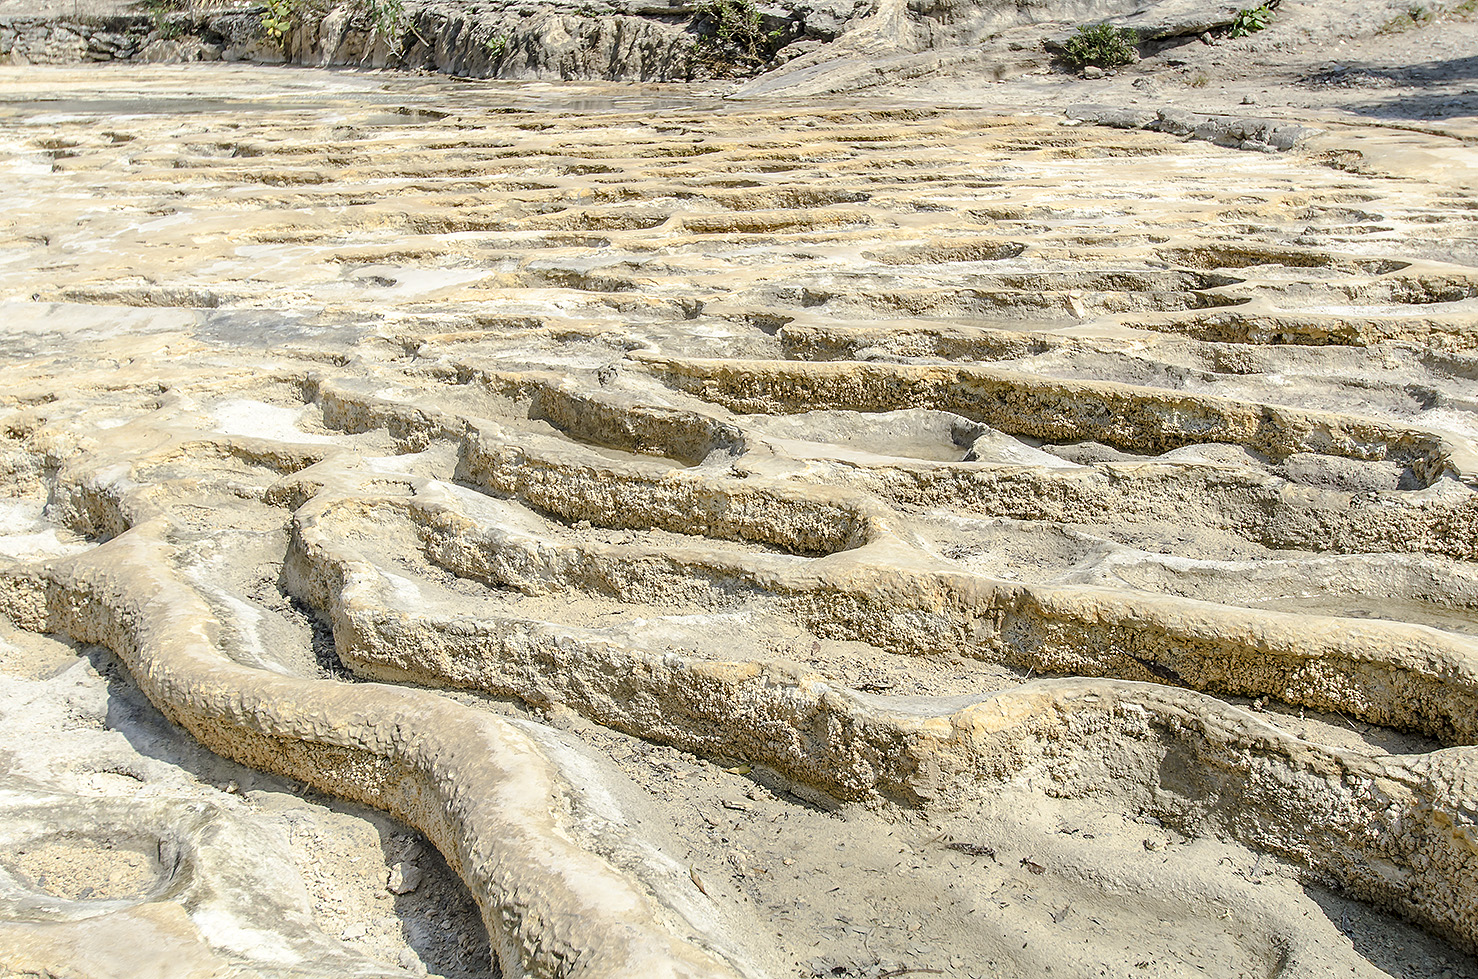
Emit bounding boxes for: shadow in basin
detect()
[1303,884,1478,977]
[377,821,498,979]
[77,642,497,978]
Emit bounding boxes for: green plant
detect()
[142,0,186,40]
[1060,23,1138,70]
[485,32,507,60]
[1229,4,1274,37]
[365,0,407,41]
[154,14,184,38]
[1187,72,1209,87]
[259,0,294,40]
[694,0,780,70]
[259,0,410,45]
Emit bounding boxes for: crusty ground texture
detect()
[1,18,1477,978]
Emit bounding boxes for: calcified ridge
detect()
[2,67,1478,979]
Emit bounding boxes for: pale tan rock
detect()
[1,65,1477,979]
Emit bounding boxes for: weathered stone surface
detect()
[388,860,423,894]
[1067,103,1322,150]
[1065,102,1158,128]
[2,64,1478,979]
[0,0,1262,82]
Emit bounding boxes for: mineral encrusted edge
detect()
[0,526,761,979]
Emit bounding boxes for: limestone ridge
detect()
[4,71,1478,977]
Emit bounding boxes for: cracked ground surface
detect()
[2,64,1478,979]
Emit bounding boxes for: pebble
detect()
[388,861,424,895]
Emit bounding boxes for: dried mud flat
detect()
[2,64,1478,979]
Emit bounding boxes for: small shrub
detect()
[259,0,294,40]
[259,0,406,44]
[1187,72,1209,87]
[143,0,186,39]
[1060,23,1138,70]
[1229,5,1274,37]
[366,0,407,41]
[694,0,781,70]
[485,32,507,60]
[153,14,185,39]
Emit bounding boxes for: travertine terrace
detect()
[2,64,1478,978]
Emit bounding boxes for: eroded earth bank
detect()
[1,61,1478,979]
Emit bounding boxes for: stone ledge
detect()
[1066,102,1323,151]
